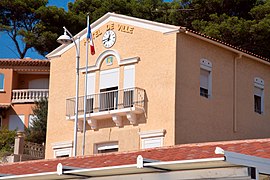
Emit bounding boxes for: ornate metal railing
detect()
[66,87,145,117]
[12,89,49,103]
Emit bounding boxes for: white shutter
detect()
[254,86,263,97]
[124,65,135,89]
[99,68,119,89]
[200,69,209,89]
[9,115,25,131]
[142,137,162,149]
[87,73,95,95]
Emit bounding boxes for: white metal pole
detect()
[73,36,80,157]
[82,15,90,155]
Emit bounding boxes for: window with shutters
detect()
[123,65,135,107]
[139,129,165,149]
[94,142,119,154]
[52,141,72,158]
[200,59,212,98]
[254,77,264,114]
[99,68,119,111]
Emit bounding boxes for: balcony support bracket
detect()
[112,115,123,127]
[87,119,97,130]
[126,112,137,125]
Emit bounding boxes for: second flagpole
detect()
[82,14,90,155]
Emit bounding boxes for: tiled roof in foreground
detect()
[1,138,270,175]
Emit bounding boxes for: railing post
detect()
[14,131,25,155]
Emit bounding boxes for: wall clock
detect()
[102,30,116,48]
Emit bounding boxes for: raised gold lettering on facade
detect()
[107,23,114,30]
[93,29,102,39]
[118,24,134,34]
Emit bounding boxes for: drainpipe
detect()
[233,54,242,132]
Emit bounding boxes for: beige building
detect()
[46,13,270,159]
[0,58,50,131]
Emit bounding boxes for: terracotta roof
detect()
[181,27,270,63]
[0,104,10,109]
[0,138,270,176]
[0,58,50,67]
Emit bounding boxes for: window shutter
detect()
[200,69,209,89]
[124,65,135,89]
[99,68,119,89]
[87,73,95,95]
[143,138,162,149]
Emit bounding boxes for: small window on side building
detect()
[254,77,264,114]
[95,142,119,154]
[200,59,212,98]
[139,129,166,149]
[52,141,73,158]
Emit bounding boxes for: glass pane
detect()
[0,74,4,90]
[254,95,262,114]
[200,87,209,98]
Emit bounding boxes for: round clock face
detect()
[102,30,116,48]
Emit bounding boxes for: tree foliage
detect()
[1,0,270,59]
[0,0,48,58]
[0,0,83,58]
[0,127,16,158]
[25,98,48,144]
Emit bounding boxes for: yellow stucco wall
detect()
[175,33,270,144]
[46,21,177,158]
[45,15,270,159]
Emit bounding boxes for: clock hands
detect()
[102,33,111,43]
[107,34,111,42]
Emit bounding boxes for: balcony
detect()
[12,89,49,103]
[66,87,146,129]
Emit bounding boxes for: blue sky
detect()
[0,0,73,59]
[0,0,171,59]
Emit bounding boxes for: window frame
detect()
[52,141,73,158]
[254,77,264,114]
[0,73,4,91]
[139,129,165,149]
[200,59,212,98]
[94,141,119,154]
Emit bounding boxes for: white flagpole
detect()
[82,14,90,155]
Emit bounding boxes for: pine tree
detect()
[25,98,48,144]
[0,127,16,158]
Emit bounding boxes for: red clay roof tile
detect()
[1,138,270,175]
[0,58,50,67]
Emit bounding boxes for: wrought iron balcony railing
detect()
[12,89,49,103]
[66,87,145,118]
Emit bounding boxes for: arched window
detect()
[0,73,4,91]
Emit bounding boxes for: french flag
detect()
[87,16,95,55]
